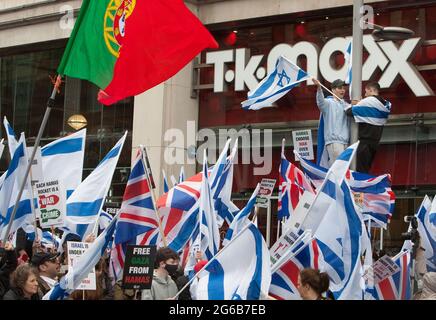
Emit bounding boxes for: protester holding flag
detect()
[313,78,350,167]
[297,268,332,300]
[3,263,39,300]
[141,247,180,300]
[345,82,391,173]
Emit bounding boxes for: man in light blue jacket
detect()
[313,78,350,166]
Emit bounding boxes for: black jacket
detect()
[0,250,18,299]
[2,287,40,300]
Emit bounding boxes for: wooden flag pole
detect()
[2,76,62,245]
[140,145,167,247]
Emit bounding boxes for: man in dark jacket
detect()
[346,82,391,173]
[0,242,18,299]
[30,251,60,299]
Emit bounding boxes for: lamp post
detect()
[350,0,364,171]
[350,1,415,170]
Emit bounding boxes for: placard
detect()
[255,178,276,208]
[122,245,157,290]
[35,180,66,227]
[363,255,400,285]
[292,130,314,161]
[270,227,301,266]
[67,241,96,290]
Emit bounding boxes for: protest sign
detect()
[67,241,96,290]
[256,178,276,208]
[292,130,314,161]
[35,180,66,227]
[122,245,157,290]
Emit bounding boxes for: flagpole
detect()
[1,76,62,245]
[140,145,167,247]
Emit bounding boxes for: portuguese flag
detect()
[58,0,218,105]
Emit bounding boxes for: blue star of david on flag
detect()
[242,55,309,110]
[277,70,291,87]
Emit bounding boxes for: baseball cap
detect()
[331,79,346,89]
[30,252,59,267]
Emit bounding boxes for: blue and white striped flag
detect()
[223,184,260,246]
[65,132,127,225]
[300,142,359,233]
[43,214,118,300]
[196,223,271,300]
[241,55,309,110]
[351,96,392,126]
[416,196,436,272]
[211,139,238,227]
[3,117,18,158]
[196,151,220,260]
[0,133,34,240]
[41,129,86,199]
[314,179,365,300]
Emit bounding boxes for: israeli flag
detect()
[43,214,117,300]
[300,142,359,233]
[417,196,436,271]
[196,151,220,260]
[41,129,86,198]
[196,223,271,300]
[352,96,392,126]
[65,132,127,225]
[0,133,34,240]
[241,55,309,110]
[3,117,18,158]
[211,139,238,227]
[223,184,260,246]
[314,180,365,300]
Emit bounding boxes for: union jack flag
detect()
[110,149,160,281]
[277,152,315,221]
[157,141,238,254]
[157,172,202,253]
[367,251,411,300]
[269,238,320,300]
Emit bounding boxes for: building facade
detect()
[0,0,435,252]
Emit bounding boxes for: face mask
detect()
[164,264,178,276]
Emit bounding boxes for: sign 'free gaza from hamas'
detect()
[122,245,157,290]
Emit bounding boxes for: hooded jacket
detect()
[141,271,178,300]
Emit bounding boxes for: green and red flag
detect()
[58,0,218,105]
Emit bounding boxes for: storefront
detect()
[197,0,436,252]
